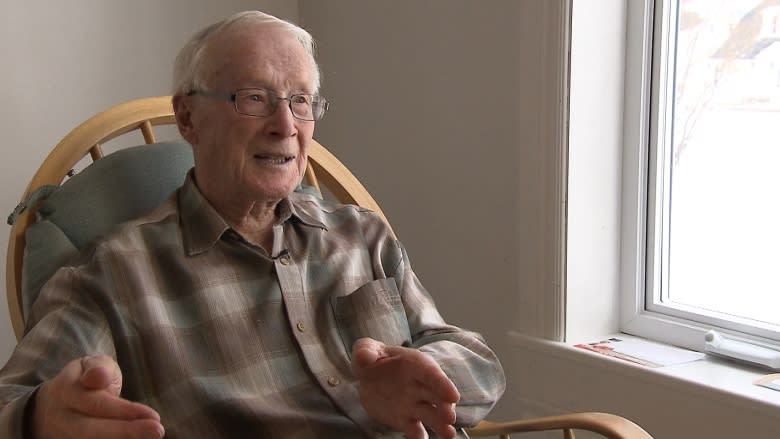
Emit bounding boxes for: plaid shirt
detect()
[0,174,505,438]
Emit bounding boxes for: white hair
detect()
[171,11,320,95]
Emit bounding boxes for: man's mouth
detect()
[255,154,295,164]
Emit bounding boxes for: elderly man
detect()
[0,11,505,439]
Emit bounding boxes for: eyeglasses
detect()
[187,88,329,121]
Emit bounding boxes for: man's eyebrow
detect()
[236,82,316,95]
[233,81,271,90]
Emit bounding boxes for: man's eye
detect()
[291,95,312,105]
[246,94,267,102]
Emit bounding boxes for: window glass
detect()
[650,0,780,337]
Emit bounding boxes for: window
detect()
[622,0,780,350]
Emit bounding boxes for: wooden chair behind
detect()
[466,413,653,438]
[5,96,652,439]
[5,96,391,341]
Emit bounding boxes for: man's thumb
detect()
[351,338,387,370]
[79,355,123,396]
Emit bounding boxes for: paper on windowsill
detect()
[755,373,780,391]
[575,337,705,368]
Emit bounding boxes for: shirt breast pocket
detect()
[331,278,412,354]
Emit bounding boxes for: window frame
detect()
[619,0,780,352]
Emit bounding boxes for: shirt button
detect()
[296,321,306,332]
[327,376,341,386]
[279,255,291,265]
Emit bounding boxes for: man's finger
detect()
[416,373,460,405]
[69,414,165,439]
[412,401,457,438]
[431,423,457,439]
[406,377,459,409]
[352,337,393,376]
[378,346,460,404]
[398,418,429,439]
[62,356,160,422]
[79,355,123,396]
[66,389,161,421]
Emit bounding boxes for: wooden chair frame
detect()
[5,96,392,341]
[5,96,652,439]
[466,413,653,438]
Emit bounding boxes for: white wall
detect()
[0,0,298,362]
[299,0,569,422]
[8,2,770,438]
[1,0,566,427]
[302,2,780,438]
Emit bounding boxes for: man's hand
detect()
[31,355,164,439]
[351,338,460,439]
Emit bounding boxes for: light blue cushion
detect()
[22,141,194,318]
[22,219,78,317]
[20,139,323,320]
[37,141,195,249]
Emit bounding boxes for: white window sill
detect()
[562,332,780,410]
[504,331,780,438]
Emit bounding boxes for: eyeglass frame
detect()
[186,88,329,121]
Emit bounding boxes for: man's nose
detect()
[265,99,298,136]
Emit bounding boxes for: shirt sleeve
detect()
[0,387,35,439]
[382,239,507,427]
[0,266,116,439]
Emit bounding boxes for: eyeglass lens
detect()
[235,89,325,121]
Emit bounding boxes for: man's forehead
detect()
[205,27,316,91]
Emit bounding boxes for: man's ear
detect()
[173,94,198,145]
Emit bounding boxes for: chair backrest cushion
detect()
[22,141,194,317]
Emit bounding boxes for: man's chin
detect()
[246,181,299,201]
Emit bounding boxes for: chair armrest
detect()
[465,412,653,438]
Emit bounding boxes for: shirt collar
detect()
[179,172,229,256]
[178,172,328,255]
[285,192,329,232]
